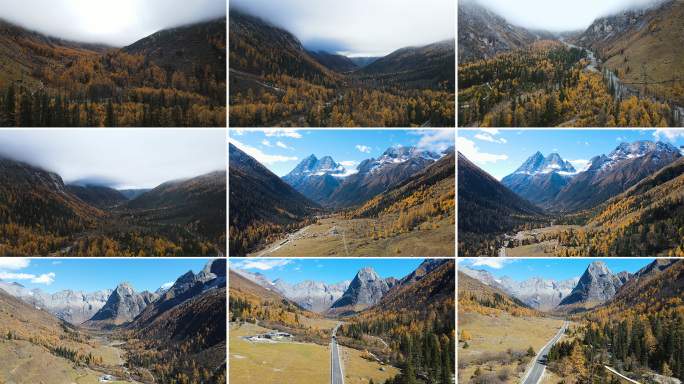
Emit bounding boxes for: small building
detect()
[264,332,292,339]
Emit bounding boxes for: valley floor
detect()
[458,310,569,384]
[501,225,584,257]
[0,333,136,384]
[229,322,398,384]
[248,216,454,257]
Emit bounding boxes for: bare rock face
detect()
[559,261,632,306]
[273,279,351,313]
[231,268,350,313]
[0,279,112,325]
[330,267,398,309]
[89,282,153,321]
[458,264,579,311]
[0,157,67,195]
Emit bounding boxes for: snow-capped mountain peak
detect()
[513,152,576,176]
[283,154,346,180]
[609,140,678,161]
[363,146,441,175]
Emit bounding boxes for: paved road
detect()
[113,345,138,384]
[331,323,344,384]
[522,321,568,384]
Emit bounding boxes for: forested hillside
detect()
[554,260,684,384]
[0,18,225,127]
[458,40,679,127]
[338,262,455,384]
[229,10,454,127]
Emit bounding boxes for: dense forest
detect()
[458,40,682,127]
[0,173,225,256]
[0,19,225,127]
[551,261,684,384]
[338,262,456,384]
[121,289,227,384]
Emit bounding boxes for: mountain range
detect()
[458,151,547,255]
[458,1,556,64]
[0,155,225,255]
[230,141,455,256]
[228,142,322,255]
[460,259,675,313]
[232,259,451,316]
[501,140,682,211]
[283,145,453,208]
[0,259,225,330]
[232,268,351,313]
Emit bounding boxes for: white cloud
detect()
[0,272,36,280]
[413,129,454,153]
[229,138,298,164]
[263,129,302,139]
[474,129,508,144]
[470,258,518,269]
[160,282,174,289]
[51,261,61,265]
[0,259,56,285]
[261,139,272,147]
[457,137,508,164]
[474,133,508,144]
[31,273,55,285]
[480,128,500,135]
[356,145,371,153]
[474,134,495,142]
[654,129,684,142]
[277,141,293,150]
[0,258,31,270]
[232,259,293,271]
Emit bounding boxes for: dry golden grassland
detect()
[458,310,566,384]
[504,225,584,257]
[251,215,454,257]
[0,338,121,384]
[229,322,329,384]
[298,316,345,331]
[338,345,401,384]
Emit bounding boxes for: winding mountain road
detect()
[522,321,568,384]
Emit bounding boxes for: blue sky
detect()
[457,128,684,180]
[459,258,654,282]
[229,258,432,285]
[229,129,455,177]
[0,258,214,294]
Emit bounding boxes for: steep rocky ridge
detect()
[557,260,632,311]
